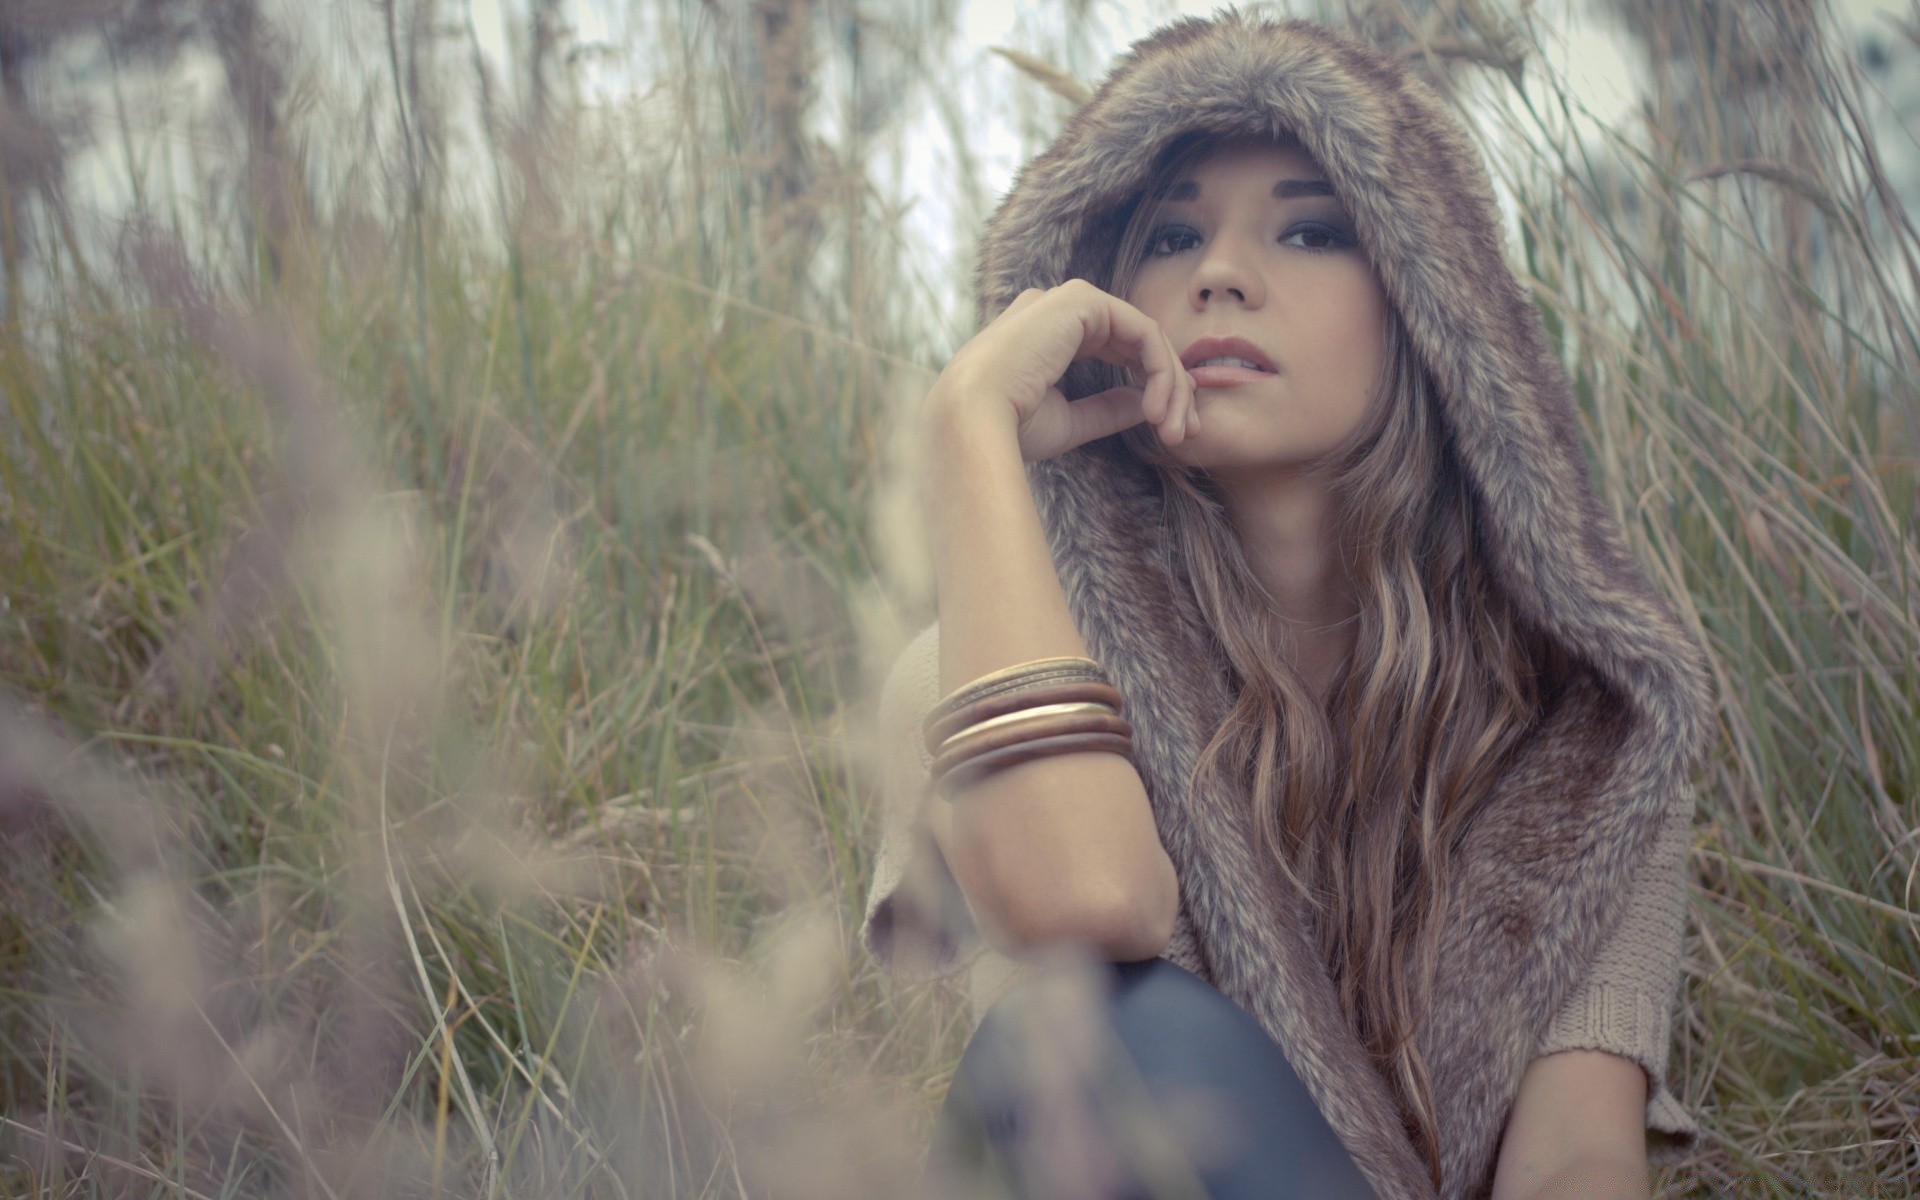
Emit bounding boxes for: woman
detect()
[861,13,1712,1200]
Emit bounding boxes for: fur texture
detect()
[961,13,1715,1200]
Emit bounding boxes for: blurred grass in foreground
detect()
[0,0,1915,1197]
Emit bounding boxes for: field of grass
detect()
[0,1,1915,1196]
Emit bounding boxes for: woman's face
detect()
[1123,138,1390,477]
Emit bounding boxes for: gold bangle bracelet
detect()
[930,709,1133,784]
[927,657,1109,724]
[934,700,1121,761]
[936,731,1135,798]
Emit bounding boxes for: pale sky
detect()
[51,0,1919,341]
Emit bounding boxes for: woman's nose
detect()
[1190,238,1266,309]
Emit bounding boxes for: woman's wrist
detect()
[922,399,1029,512]
[922,370,1021,456]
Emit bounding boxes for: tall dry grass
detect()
[0,0,1914,1197]
[1473,2,1920,1192]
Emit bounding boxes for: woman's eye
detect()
[1283,223,1354,253]
[1145,226,1201,256]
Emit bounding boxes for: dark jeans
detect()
[923,956,1381,1200]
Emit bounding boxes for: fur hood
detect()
[959,11,1715,1200]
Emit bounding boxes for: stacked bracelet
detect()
[937,731,1135,794]
[923,657,1134,797]
[924,679,1127,752]
[924,656,1113,743]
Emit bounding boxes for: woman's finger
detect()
[1078,289,1176,424]
[1147,311,1180,430]
[1177,334,1198,440]
[1163,327,1188,442]
[1068,385,1149,447]
[1018,282,1177,433]
[1151,326,1181,444]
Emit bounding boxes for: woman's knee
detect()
[1106,956,1242,1025]
[951,955,1266,1122]
[952,956,1123,1100]
[1102,958,1286,1071]
[1102,960,1381,1200]
[941,956,1379,1200]
[962,956,1248,1060]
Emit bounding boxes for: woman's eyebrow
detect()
[1160,178,1337,202]
[1273,178,1334,199]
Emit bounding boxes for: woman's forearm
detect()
[918,391,1178,961]
[923,398,1090,691]
[1517,1157,1650,1200]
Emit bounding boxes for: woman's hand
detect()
[924,279,1199,463]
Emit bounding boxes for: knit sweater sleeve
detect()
[1533,783,1702,1165]
[859,620,988,982]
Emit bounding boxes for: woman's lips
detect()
[1188,363,1274,388]
[1180,336,1279,387]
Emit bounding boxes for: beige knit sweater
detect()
[861,620,1702,1162]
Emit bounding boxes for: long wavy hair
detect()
[1085,131,1571,1186]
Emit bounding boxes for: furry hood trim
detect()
[968,11,1714,1199]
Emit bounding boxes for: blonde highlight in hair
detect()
[1085,132,1563,1189]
